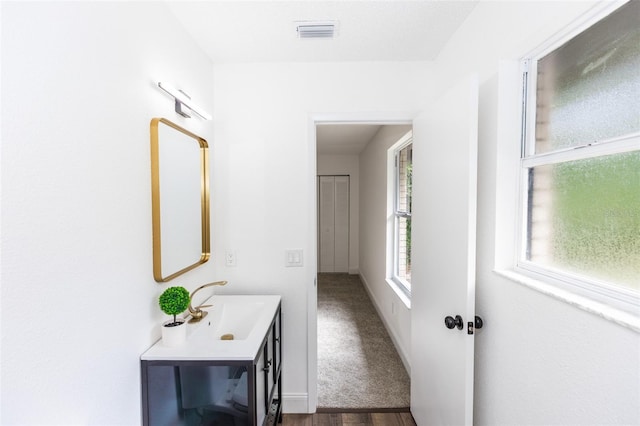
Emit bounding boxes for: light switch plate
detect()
[285,249,303,267]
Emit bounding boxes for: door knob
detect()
[475,316,484,329]
[444,315,463,330]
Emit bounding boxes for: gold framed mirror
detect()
[150,118,210,282]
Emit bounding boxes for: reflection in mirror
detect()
[150,118,210,282]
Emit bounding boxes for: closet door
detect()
[318,176,349,273]
[333,176,349,272]
[319,176,336,273]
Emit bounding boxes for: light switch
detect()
[285,249,303,267]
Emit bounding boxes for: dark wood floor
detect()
[281,412,417,426]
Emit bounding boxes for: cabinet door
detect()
[142,362,252,426]
[255,310,280,426]
[255,348,267,425]
[266,323,275,396]
[273,308,281,380]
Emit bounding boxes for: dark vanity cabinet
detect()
[141,304,282,426]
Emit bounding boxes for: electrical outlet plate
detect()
[225,250,236,267]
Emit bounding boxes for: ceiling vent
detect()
[295,21,337,39]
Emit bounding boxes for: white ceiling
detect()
[166,1,478,154]
[166,1,478,63]
[316,124,382,155]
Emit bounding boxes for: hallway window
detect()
[393,138,412,296]
[519,0,639,306]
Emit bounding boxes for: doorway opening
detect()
[314,122,412,411]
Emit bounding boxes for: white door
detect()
[318,176,349,273]
[319,176,336,272]
[410,75,479,426]
[333,176,350,272]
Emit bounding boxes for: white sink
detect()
[197,299,267,341]
[141,294,281,361]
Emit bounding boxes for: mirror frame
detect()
[150,117,210,282]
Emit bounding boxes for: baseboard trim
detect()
[317,407,411,413]
[282,393,310,413]
[359,272,412,375]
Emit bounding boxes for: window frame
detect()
[390,133,413,299]
[516,0,640,311]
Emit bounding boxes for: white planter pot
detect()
[161,318,186,347]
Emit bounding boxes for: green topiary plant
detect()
[159,286,190,327]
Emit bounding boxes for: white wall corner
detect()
[359,273,412,375]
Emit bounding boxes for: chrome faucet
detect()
[188,280,228,323]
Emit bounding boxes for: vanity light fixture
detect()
[157,82,212,120]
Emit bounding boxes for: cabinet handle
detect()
[263,359,272,373]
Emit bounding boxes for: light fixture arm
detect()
[157,82,212,120]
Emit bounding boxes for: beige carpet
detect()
[317,273,410,409]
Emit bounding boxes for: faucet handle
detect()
[188,280,227,324]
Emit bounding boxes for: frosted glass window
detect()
[520,0,640,304]
[527,152,640,290]
[535,0,640,153]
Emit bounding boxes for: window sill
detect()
[386,278,411,310]
[494,269,640,333]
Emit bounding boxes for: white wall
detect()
[1,3,216,424]
[358,125,413,371]
[433,2,640,425]
[317,154,360,274]
[211,61,432,411]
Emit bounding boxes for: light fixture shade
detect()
[157,82,211,120]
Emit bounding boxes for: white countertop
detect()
[141,294,281,361]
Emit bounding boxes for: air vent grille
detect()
[296,21,337,39]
